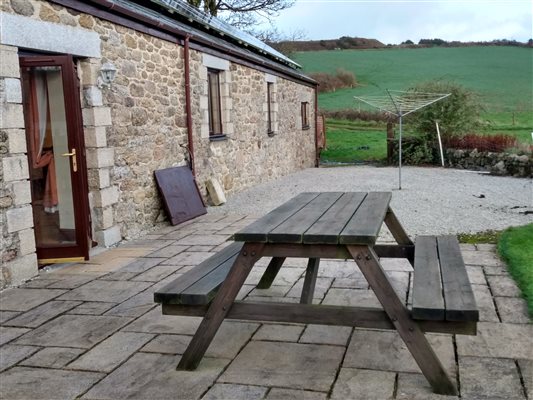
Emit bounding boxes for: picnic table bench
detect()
[155,192,478,395]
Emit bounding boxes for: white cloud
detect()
[270,0,532,43]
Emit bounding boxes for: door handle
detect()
[61,148,77,172]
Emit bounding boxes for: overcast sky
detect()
[268,0,532,44]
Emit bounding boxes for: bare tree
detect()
[186,0,295,30]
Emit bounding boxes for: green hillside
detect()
[293,46,533,113]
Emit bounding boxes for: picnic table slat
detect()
[303,192,367,244]
[180,253,240,305]
[412,236,445,320]
[268,192,344,243]
[233,192,319,243]
[339,192,392,245]
[438,236,479,322]
[153,242,243,304]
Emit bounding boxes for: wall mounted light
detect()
[97,62,117,89]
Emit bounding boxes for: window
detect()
[208,68,223,137]
[301,102,310,130]
[267,82,274,135]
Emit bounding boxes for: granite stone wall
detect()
[1,0,316,286]
[446,149,532,178]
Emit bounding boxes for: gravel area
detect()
[208,166,533,235]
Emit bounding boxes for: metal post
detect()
[398,113,402,190]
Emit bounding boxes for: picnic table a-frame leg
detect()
[346,245,457,396]
[177,243,264,371]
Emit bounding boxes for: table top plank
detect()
[303,192,367,244]
[234,192,319,243]
[438,236,479,321]
[339,192,392,245]
[268,192,344,243]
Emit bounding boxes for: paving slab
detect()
[145,244,189,258]
[483,265,509,276]
[101,257,167,280]
[494,297,530,324]
[344,330,455,375]
[487,275,522,297]
[270,267,305,286]
[517,359,532,397]
[265,388,328,400]
[396,373,459,399]
[472,284,500,322]
[332,276,369,289]
[82,353,227,400]
[45,274,96,289]
[19,347,84,368]
[122,307,201,335]
[318,260,361,278]
[175,234,230,246]
[253,324,304,342]
[0,311,20,324]
[466,265,487,285]
[68,301,117,315]
[322,288,381,308]
[461,251,504,267]
[459,356,525,399]
[0,367,103,400]
[0,326,30,346]
[162,251,216,266]
[248,285,292,298]
[0,345,40,372]
[15,314,131,348]
[456,322,533,360]
[201,383,268,400]
[330,368,396,400]
[381,258,413,272]
[6,300,81,328]
[104,290,155,318]
[130,264,180,282]
[299,324,352,346]
[140,334,191,355]
[286,277,333,300]
[59,279,152,303]
[220,341,344,392]
[0,288,66,311]
[68,331,154,372]
[140,321,258,359]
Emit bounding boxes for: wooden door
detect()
[20,55,91,263]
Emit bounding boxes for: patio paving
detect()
[0,213,531,399]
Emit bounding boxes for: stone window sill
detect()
[209,134,228,142]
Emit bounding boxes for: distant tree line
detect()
[401,38,532,48]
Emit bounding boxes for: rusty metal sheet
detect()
[154,166,206,226]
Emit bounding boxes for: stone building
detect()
[0,0,318,288]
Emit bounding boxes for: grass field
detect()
[294,46,532,162]
[293,46,533,113]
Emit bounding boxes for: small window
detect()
[208,68,223,137]
[267,82,274,135]
[301,102,310,130]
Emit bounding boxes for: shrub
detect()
[407,81,483,137]
[320,108,395,123]
[444,134,517,152]
[310,69,356,93]
[391,133,439,165]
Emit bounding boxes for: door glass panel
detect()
[21,66,76,247]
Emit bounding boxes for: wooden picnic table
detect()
[156,192,478,395]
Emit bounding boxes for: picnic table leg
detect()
[385,207,413,246]
[300,258,320,304]
[346,245,457,395]
[177,242,264,371]
[257,257,286,289]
